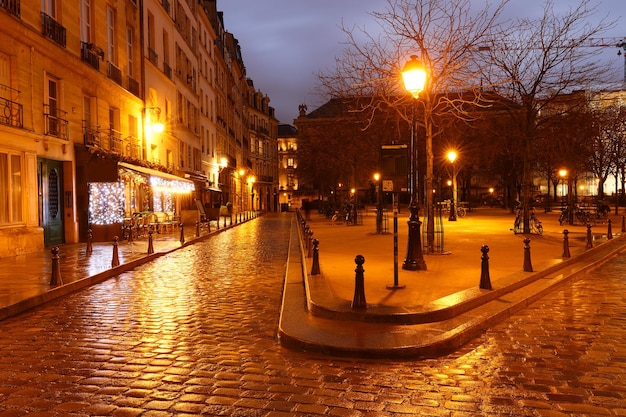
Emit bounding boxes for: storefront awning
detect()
[118,162,195,194]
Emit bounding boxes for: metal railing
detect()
[127,76,140,96]
[44,104,69,139]
[107,62,123,86]
[0,96,23,128]
[83,121,101,147]
[1,0,20,17]
[80,42,102,70]
[41,12,66,47]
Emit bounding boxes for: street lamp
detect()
[401,55,427,271]
[447,150,458,221]
[374,172,382,233]
[559,169,567,210]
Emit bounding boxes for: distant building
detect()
[277,123,299,210]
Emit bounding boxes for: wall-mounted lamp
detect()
[146,107,165,133]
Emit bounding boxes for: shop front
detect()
[85,161,195,242]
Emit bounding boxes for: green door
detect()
[40,159,64,246]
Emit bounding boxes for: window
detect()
[106,6,116,65]
[80,0,91,43]
[0,151,23,224]
[46,76,60,136]
[126,27,134,77]
[42,0,56,18]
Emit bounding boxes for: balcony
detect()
[107,62,123,86]
[163,62,172,80]
[1,0,20,17]
[41,13,66,47]
[83,121,101,147]
[80,42,102,70]
[0,95,23,129]
[127,76,140,96]
[110,129,122,154]
[44,104,69,139]
[125,139,141,159]
[148,48,158,67]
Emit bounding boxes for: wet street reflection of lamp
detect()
[401,55,427,271]
[447,150,458,221]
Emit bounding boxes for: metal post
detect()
[607,219,613,240]
[387,206,405,290]
[86,228,93,255]
[180,223,185,244]
[351,255,366,310]
[586,224,593,249]
[311,239,320,276]
[562,229,571,258]
[403,99,427,271]
[479,245,492,290]
[523,237,533,272]
[147,229,154,254]
[50,246,63,286]
[307,229,314,258]
[112,236,120,267]
[622,215,625,233]
[196,221,200,237]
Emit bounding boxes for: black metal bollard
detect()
[50,246,63,286]
[586,224,593,249]
[351,255,367,310]
[622,215,625,233]
[304,225,310,252]
[112,236,120,267]
[479,245,492,290]
[311,239,320,275]
[86,228,93,256]
[180,223,185,244]
[562,229,571,258]
[307,229,314,258]
[523,237,533,272]
[147,229,154,254]
[196,221,200,237]
[607,219,613,240]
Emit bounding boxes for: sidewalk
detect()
[278,207,626,357]
[0,219,235,321]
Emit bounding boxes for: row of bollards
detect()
[347,222,616,311]
[296,209,320,276]
[52,213,261,287]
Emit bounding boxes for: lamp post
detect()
[401,55,427,271]
[559,169,567,211]
[447,150,458,221]
[374,173,382,233]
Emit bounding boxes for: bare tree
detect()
[317,0,509,253]
[477,0,616,231]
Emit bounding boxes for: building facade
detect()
[0,0,278,258]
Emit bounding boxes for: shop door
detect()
[40,159,64,246]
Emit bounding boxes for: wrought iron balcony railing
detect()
[44,104,69,139]
[41,13,66,47]
[0,96,23,129]
[1,0,20,17]
[107,62,123,86]
[83,121,101,147]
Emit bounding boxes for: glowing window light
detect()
[89,182,125,225]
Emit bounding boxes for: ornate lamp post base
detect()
[402,204,427,271]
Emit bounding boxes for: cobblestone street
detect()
[0,213,624,416]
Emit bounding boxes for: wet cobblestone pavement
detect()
[0,213,625,416]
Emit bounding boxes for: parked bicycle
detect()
[513,207,543,235]
[442,200,466,218]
